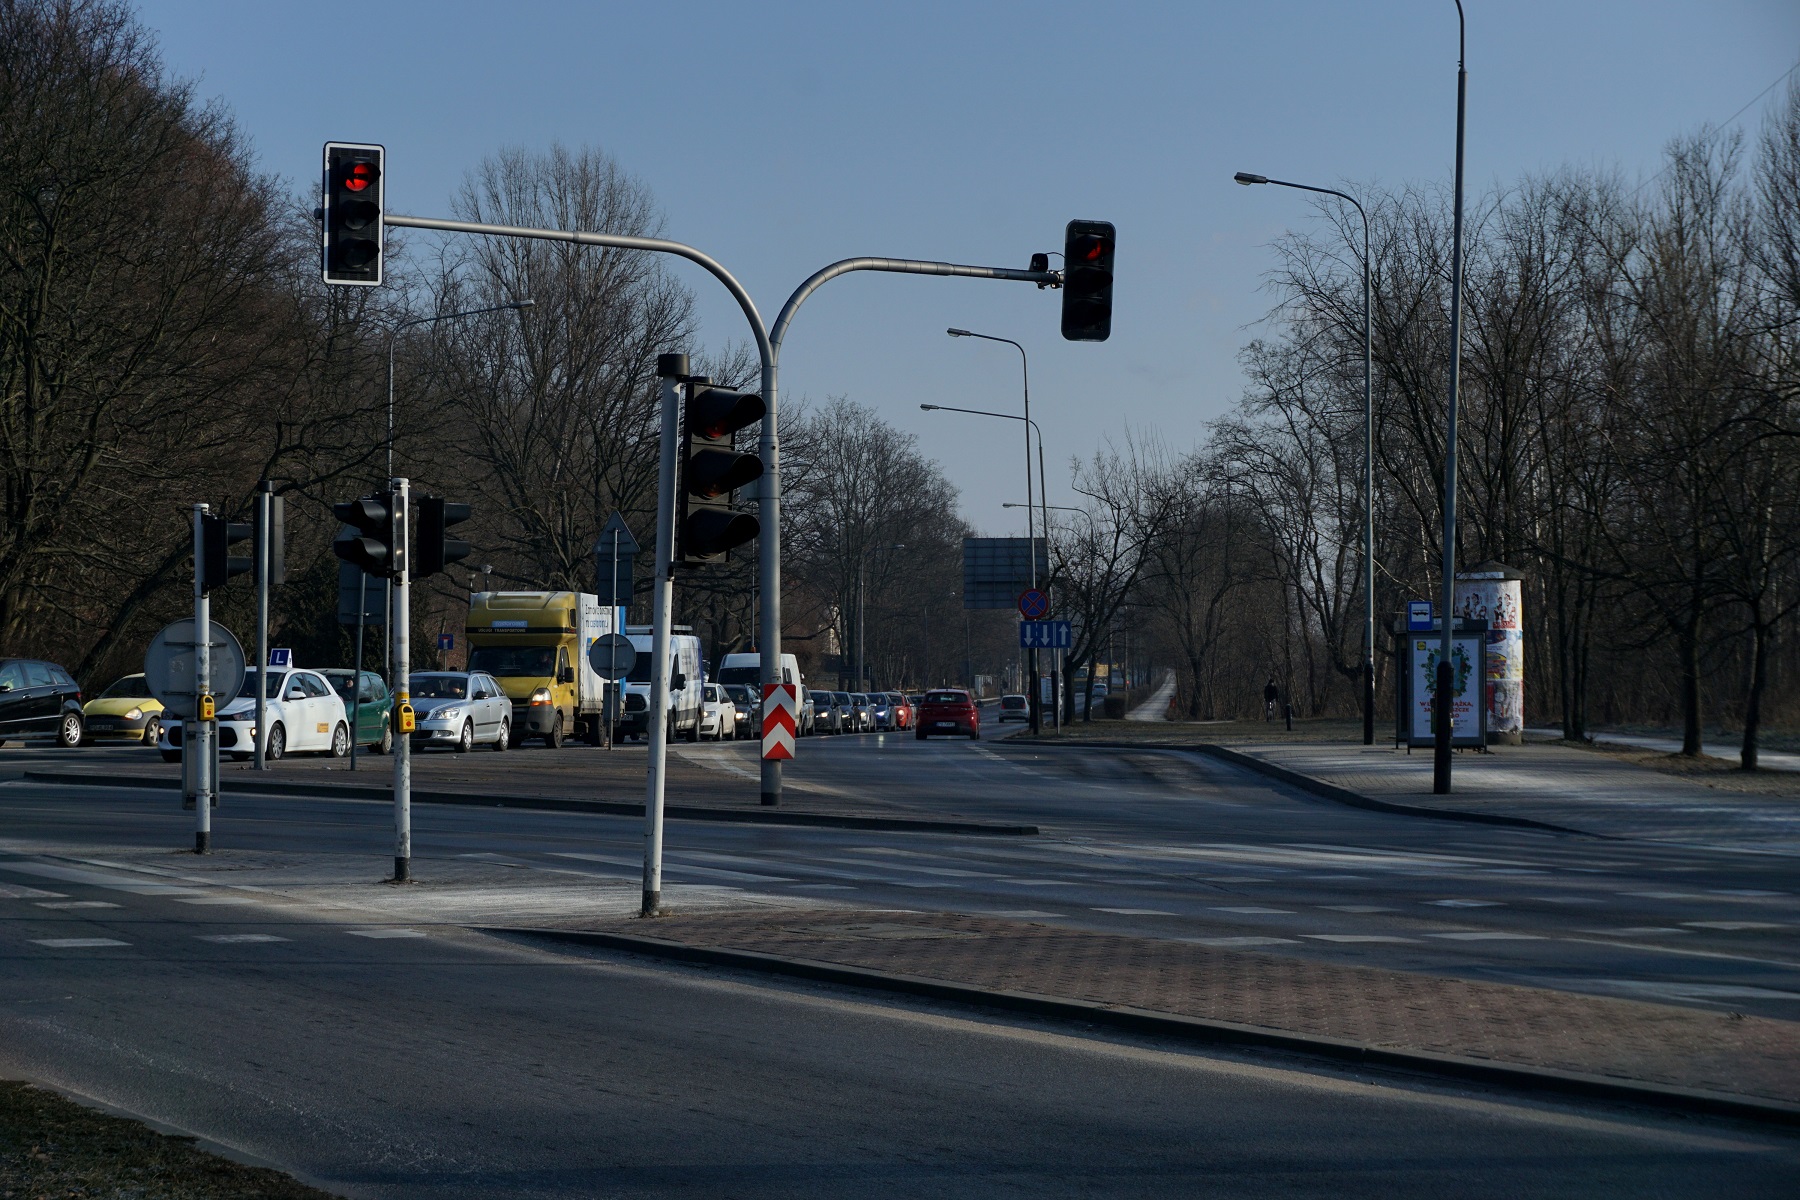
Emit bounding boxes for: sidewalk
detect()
[537,907,1800,1112]
[1216,739,1800,850]
[1526,727,1800,774]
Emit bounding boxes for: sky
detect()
[133,0,1800,535]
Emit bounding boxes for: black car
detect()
[0,658,85,747]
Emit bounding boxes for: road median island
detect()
[19,768,1039,837]
[0,1079,344,1198]
[501,908,1800,1126]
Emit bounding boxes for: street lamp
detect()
[1434,2,1470,791]
[1234,171,1376,745]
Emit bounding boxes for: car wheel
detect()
[161,749,182,763]
[57,712,82,748]
[970,730,981,741]
[545,715,563,749]
[373,720,392,755]
[331,722,351,757]
[142,718,162,746]
[494,720,510,752]
[267,723,285,761]
[684,719,699,743]
[455,720,474,753]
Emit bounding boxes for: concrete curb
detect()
[998,740,1593,836]
[499,925,1800,1129]
[19,769,1039,837]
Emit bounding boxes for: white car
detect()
[160,668,350,762]
[698,683,737,741]
[409,671,511,752]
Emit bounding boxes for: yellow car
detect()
[81,673,164,746]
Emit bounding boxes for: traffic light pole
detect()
[391,477,412,882]
[254,483,271,772]
[192,504,213,853]
[642,359,684,917]
[767,256,1059,790]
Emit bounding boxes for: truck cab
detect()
[466,591,611,748]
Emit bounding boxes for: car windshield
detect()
[100,674,149,699]
[725,685,753,704]
[716,665,759,685]
[468,646,554,678]
[410,674,468,699]
[237,672,287,699]
[1001,696,1026,708]
[926,691,966,705]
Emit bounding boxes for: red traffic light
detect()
[344,162,376,192]
[1073,234,1110,262]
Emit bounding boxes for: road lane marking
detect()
[0,885,66,899]
[1708,889,1786,897]
[33,938,129,948]
[197,934,290,944]
[1302,934,1416,943]
[1186,936,1298,946]
[1425,899,1502,907]
[1009,879,1080,887]
[0,861,205,896]
[1317,905,1395,913]
[788,883,855,890]
[175,896,260,906]
[1682,921,1786,930]
[1209,906,1293,914]
[1093,907,1176,916]
[1585,926,1688,935]
[346,928,427,939]
[1424,931,1544,941]
[35,900,121,909]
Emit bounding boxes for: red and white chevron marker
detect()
[761,683,797,761]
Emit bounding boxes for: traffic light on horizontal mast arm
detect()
[415,496,471,578]
[332,492,396,578]
[1060,219,1115,341]
[321,142,384,286]
[678,384,764,566]
[198,514,253,593]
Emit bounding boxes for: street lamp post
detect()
[1234,171,1376,746]
[939,326,1053,731]
[1433,3,1470,792]
[856,543,905,692]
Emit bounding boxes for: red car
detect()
[886,691,913,730]
[916,689,979,740]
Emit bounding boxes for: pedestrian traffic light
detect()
[678,384,764,566]
[1060,219,1115,342]
[415,496,472,578]
[199,514,253,593]
[332,493,397,578]
[321,142,385,286]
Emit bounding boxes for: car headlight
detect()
[434,706,465,723]
[123,708,142,721]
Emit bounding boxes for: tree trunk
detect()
[1679,616,1704,757]
[1741,618,1767,771]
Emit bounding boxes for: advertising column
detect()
[1454,562,1525,745]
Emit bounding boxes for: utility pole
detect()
[643,355,683,916]
[1436,4,1469,794]
[254,483,271,771]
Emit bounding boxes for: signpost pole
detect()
[192,504,212,853]
[608,528,619,750]
[254,483,270,772]
[350,571,365,772]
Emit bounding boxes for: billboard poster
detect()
[1454,572,1524,740]
[1409,634,1484,743]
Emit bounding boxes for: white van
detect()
[619,630,703,742]
[716,651,811,735]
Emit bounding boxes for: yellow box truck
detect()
[466,591,612,748]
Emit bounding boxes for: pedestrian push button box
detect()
[198,693,215,721]
[397,702,415,734]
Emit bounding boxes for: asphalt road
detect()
[3,734,1799,1195]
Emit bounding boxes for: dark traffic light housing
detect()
[415,496,472,578]
[257,488,285,587]
[678,384,764,566]
[199,514,253,593]
[1060,219,1115,342]
[322,142,385,286]
[332,493,397,578]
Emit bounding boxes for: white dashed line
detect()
[34,901,119,909]
[1186,936,1299,947]
[1318,905,1395,913]
[1302,934,1415,943]
[346,928,428,939]
[33,938,129,948]
[1210,906,1293,914]
[1425,899,1501,908]
[1585,927,1688,936]
[197,934,290,944]
[1682,921,1786,931]
[1424,931,1544,941]
[0,885,65,899]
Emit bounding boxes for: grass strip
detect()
[0,1080,341,1199]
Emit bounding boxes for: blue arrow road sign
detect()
[1019,620,1072,650]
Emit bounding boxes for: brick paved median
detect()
[596,908,1800,1104]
